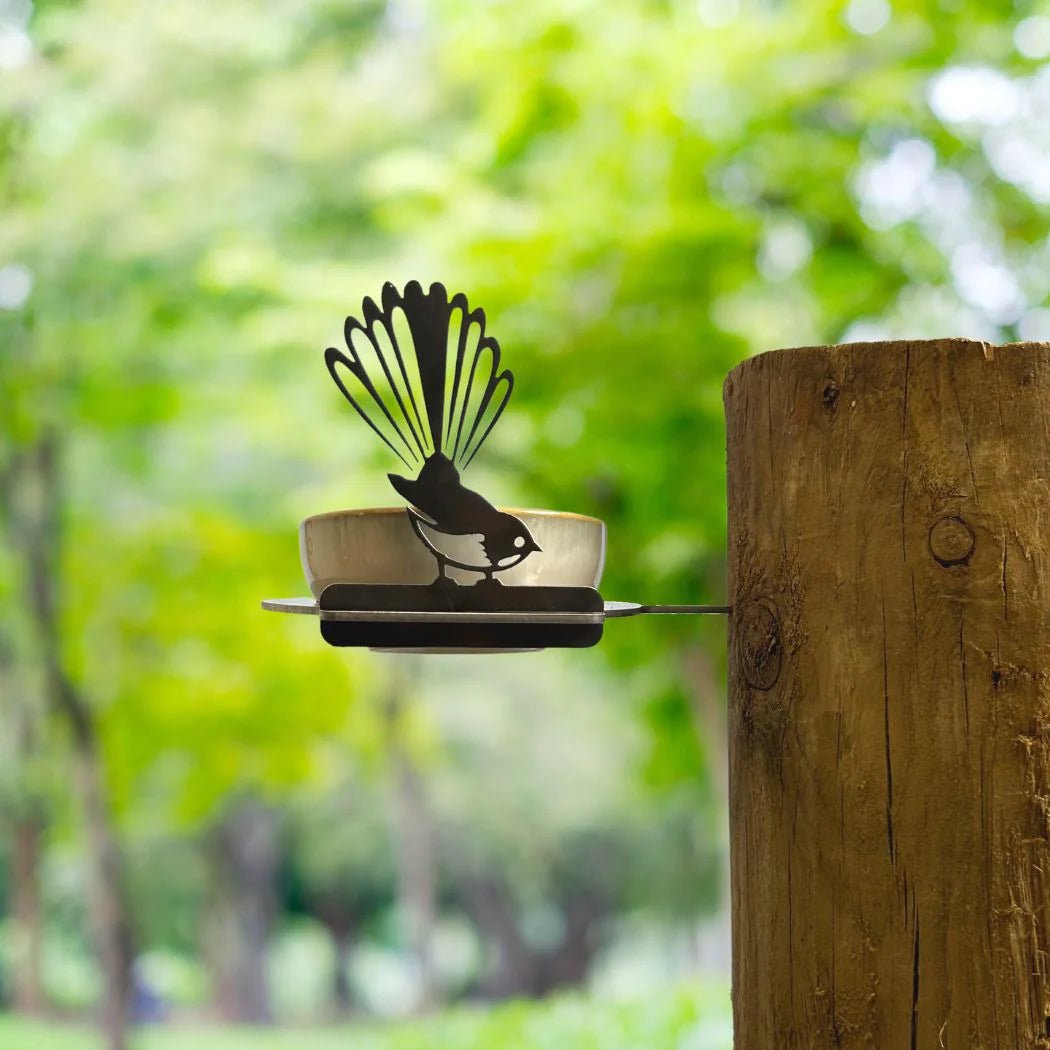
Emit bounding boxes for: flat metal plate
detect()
[261,590,728,653]
[330,609,603,624]
[262,598,318,615]
[261,596,730,622]
[262,598,603,623]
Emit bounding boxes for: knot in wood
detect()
[738,600,783,691]
[928,515,975,567]
[821,379,840,411]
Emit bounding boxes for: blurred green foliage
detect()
[1,0,1049,1033]
[0,983,730,1050]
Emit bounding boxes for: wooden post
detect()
[724,339,1050,1049]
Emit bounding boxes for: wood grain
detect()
[725,339,1050,1049]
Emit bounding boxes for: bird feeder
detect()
[262,281,726,652]
[265,318,1050,1045]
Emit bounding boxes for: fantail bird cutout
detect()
[324,282,541,584]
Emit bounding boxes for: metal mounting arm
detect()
[603,602,731,617]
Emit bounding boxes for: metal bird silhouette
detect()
[324,281,541,584]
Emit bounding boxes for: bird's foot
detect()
[430,573,460,591]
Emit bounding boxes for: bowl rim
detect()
[301,506,606,527]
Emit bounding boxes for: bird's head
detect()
[486,513,542,568]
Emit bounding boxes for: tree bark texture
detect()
[725,339,1050,1049]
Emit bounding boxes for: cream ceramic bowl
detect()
[300,507,606,598]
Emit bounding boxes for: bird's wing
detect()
[463,533,492,567]
[417,521,490,568]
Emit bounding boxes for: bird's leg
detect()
[431,553,458,589]
[476,568,503,589]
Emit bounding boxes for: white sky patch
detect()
[950,243,1026,323]
[928,66,1023,127]
[1019,307,1050,341]
[984,128,1050,203]
[845,0,890,36]
[924,64,1050,204]
[844,285,1003,344]
[717,163,758,206]
[975,68,1050,203]
[0,0,32,20]
[0,22,31,69]
[696,0,739,28]
[1019,240,1050,304]
[0,263,32,309]
[1015,16,1050,60]
[384,0,425,33]
[852,62,1049,338]
[855,138,936,229]
[758,220,812,281]
[916,170,975,252]
[686,83,740,139]
[840,319,893,342]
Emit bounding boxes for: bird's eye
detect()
[514,536,526,549]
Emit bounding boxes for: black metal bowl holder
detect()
[261,281,729,652]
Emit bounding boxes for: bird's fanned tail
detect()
[325,281,514,470]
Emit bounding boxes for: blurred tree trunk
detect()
[312,900,355,1016]
[74,727,134,1049]
[205,800,279,1024]
[460,872,607,998]
[459,872,533,998]
[9,432,133,1050]
[534,892,606,994]
[384,668,438,1012]
[331,930,353,1015]
[329,919,354,1015]
[9,808,46,1014]
[0,627,48,1017]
